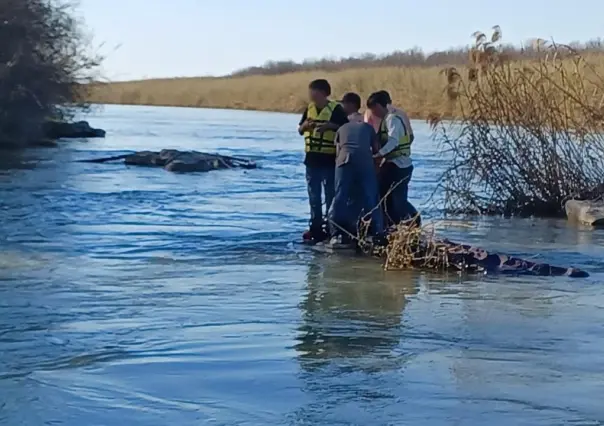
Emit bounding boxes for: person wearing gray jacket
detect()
[327,97,385,247]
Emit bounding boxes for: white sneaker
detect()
[327,235,352,249]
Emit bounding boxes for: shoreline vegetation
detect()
[87,33,604,119]
[1,0,100,148]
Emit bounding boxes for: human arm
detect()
[375,115,405,158]
[315,104,348,132]
[298,110,313,135]
[371,131,380,155]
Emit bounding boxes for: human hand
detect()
[373,154,384,169]
[299,119,315,132]
[314,122,334,133]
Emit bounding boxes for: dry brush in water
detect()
[430,26,604,218]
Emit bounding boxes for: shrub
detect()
[0,0,101,148]
[431,26,604,217]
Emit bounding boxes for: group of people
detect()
[298,78,420,248]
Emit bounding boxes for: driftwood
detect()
[317,220,590,278]
[81,149,257,173]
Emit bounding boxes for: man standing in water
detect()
[327,102,385,248]
[367,91,420,226]
[298,79,349,242]
[364,90,414,144]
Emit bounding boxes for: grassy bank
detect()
[87,66,447,118]
[86,52,604,120]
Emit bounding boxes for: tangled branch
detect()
[430,26,604,217]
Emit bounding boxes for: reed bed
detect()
[87,67,447,118]
[431,27,604,218]
[88,47,604,123]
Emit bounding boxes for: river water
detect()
[1,105,604,425]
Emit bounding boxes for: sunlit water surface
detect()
[1,105,604,425]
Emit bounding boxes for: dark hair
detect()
[308,79,331,96]
[376,90,392,104]
[366,91,389,108]
[341,92,361,110]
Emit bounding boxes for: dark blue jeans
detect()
[379,163,419,225]
[305,165,335,232]
[329,160,384,237]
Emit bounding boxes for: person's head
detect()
[340,92,361,115]
[376,90,392,105]
[308,79,331,105]
[366,91,390,119]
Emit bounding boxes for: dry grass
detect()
[87,42,604,121]
[87,66,448,118]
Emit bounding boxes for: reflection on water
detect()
[293,257,418,425]
[296,257,415,369]
[1,105,604,425]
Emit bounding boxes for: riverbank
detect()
[86,65,451,119]
[86,54,604,120]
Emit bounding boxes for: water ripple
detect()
[1,105,604,425]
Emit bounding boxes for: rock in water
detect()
[44,120,106,139]
[565,199,604,227]
[124,151,161,167]
[115,150,256,173]
[164,152,222,173]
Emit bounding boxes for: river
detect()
[1,105,604,425]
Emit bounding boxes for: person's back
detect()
[335,121,377,167]
[329,121,384,246]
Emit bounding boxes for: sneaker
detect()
[326,235,353,250]
[303,229,328,243]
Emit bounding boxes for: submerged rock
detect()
[123,151,160,167]
[88,149,257,173]
[44,120,106,139]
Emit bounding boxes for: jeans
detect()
[379,163,419,225]
[305,165,335,232]
[329,159,384,237]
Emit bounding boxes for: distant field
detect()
[86,48,604,120]
[87,65,457,119]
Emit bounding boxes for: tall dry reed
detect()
[87,66,448,119]
[431,27,604,218]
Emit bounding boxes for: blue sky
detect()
[78,0,603,81]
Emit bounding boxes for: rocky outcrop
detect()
[565,199,604,227]
[83,149,257,173]
[44,120,106,139]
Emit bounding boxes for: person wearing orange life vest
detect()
[364,90,414,144]
[298,79,349,242]
[367,91,420,226]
